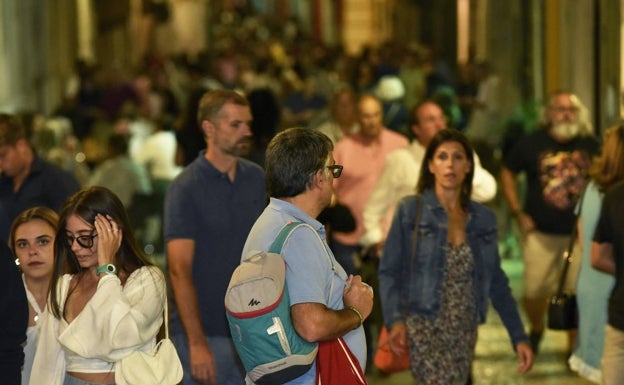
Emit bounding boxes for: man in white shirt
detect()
[361,101,497,253]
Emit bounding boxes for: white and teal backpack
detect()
[225,222,319,385]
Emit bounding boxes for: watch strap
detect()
[96,263,117,275]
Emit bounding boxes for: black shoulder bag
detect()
[547,189,585,330]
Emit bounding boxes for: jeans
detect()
[63,373,114,385]
[172,333,245,385]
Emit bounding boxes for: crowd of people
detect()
[0,14,622,385]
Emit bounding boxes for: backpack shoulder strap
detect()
[269,221,305,254]
[268,221,336,298]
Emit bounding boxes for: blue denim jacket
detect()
[379,189,528,347]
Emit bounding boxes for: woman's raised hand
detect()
[94,213,122,266]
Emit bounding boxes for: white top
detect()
[360,140,497,246]
[127,119,155,160]
[29,266,165,385]
[22,276,43,385]
[134,131,183,180]
[315,120,359,144]
[59,317,118,373]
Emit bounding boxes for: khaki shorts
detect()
[602,325,624,385]
[522,230,580,299]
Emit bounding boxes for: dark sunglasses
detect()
[66,233,98,248]
[326,165,343,178]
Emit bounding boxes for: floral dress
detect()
[406,243,478,385]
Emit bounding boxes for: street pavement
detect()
[366,258,595,385]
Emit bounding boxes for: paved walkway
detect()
[367,258,595,385]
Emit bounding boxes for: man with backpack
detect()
[241,127,374,384]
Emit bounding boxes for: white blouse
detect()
[29,266,165,385]
[22,275,43,385]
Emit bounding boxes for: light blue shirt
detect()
[242,198,367,384]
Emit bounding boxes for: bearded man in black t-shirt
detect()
[500,91,599,355]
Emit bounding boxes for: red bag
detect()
[373,326,410,373]
[315,337,367,385]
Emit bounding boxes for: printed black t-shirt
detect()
[504,129,599,234]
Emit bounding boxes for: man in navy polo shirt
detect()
[165,89,266,385]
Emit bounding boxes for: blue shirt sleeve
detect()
[280,226,336,306]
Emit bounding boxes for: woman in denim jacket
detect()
[379,129,533,384]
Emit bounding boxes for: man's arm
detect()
[470,153,497,202]
[500,166,534,234]
[291,276,373,342]
[167,239,216,385]
[291,304,362,342]
[591,241,616,275]
[500,166,521,213]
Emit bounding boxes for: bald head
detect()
[357,94,383,140]
[411,101,447,147]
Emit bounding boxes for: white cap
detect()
[375,76,405,101]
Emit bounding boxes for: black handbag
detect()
[547,190,584,330]
[547,292,577,330]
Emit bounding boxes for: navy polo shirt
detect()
[164,152,267,337]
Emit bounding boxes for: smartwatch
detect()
[96,263,118,276]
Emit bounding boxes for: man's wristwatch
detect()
[96,263,117,276]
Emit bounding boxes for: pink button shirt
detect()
[332,129,409,245]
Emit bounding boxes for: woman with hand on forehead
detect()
[9,206,58,385]
[30,186,166,385]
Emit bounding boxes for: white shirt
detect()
[315,120,359,144]
[134,131,183,181]
[360,140,497,246]
[22,276,43,385]
[29,266,165,385]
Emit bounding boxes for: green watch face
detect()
[97,264,117,275]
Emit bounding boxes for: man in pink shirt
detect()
[332,94,409,275]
